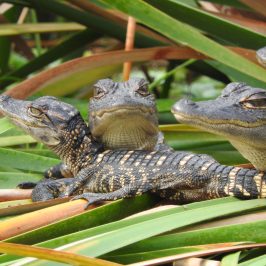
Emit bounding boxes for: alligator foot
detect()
[71,182,147,209]
[31,178,76,202]
[72,193,108,208]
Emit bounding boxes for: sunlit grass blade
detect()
[0,242,121,266]
[221,251,241,266]
[105,220,266,258]
[47,199,265,257]
[0,135,36,147]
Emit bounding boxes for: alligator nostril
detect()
[183,99,195,105]
[172,98,196,113]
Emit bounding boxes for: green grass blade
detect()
[0,198,238,263]
[32,198,240,252]
[238,254,266,266]
[0,23,85,36]
[207,60,266,88]
[50,199,265,257]
[221,251,241,266]
[146,0,266,48]
[26,0,163,48]
[106,220,266,257]
[101,0,266,83]
[0,37,11,75]
[0,195,158,263]
[0,172,41,188]
[0,118,14,134]
[0,148,59,172]
[1,29,100,88]
[0,136,36,147]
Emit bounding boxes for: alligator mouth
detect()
[91,105,155,118]
[90,105,158,140]
[173,110,266,129]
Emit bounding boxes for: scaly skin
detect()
[89,78,169,151]
[172,82,266,171]
[20,78,169,188]
[0,95,265,207]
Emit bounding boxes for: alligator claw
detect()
[71,193,103,209]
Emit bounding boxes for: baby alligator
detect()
[172,82,266,171]
[0,95,265,207]
[89,78,170,151]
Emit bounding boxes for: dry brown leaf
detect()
[0,242,122,266]
[0,197,70,217]
[0,189,32,202]
[0,198,96,240]
[2,46,257,100]
[239,0,266,17]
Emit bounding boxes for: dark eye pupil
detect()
[137,86,149,96]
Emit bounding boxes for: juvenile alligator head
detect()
[89,78,159,150]
[172,82,266,171]
[0,95,99,174]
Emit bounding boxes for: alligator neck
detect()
[50,115,101,174]
[230,139,266,171]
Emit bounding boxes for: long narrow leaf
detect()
[0,148,60,172]
[1,29,100,88]
[3,46,258,99]
[0,23,85,36]
[129,244,266,266]
[102,0,266,82]
[0,242,121,266]
[145,0,266,48]
[50,200,265,257]
[104,220,266,257]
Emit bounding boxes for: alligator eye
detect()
[136,85,150,96]
[93,87,106,99]
[241,93,266,109]
[29,107,43,117]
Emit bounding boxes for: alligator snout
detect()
[171,98,196,114]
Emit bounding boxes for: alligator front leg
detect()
[31,178,78,201]
[31,167,96,201]
[18,163,74,189]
